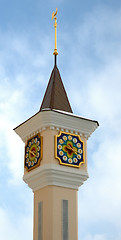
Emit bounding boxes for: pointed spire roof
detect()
[40,64,73,113]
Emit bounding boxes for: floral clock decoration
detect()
[55,131,85,167]
[25,133,43,171]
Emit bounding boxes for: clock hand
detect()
[67,144,73,151]
[29,150,36,157]
[67,145,77,155]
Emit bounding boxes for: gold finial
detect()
[52,8,58,55]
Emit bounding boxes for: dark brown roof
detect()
[40,65,73,113]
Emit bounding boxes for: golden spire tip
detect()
[52,8,58,56]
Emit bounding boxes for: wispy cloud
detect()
[73,6,121,240]
[0,207,32,240]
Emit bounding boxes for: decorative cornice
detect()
[23,164,89,192]
[14,109,99,143]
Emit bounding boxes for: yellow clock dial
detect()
[25,133,43,171]
[55,131,85,168]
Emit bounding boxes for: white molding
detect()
[23,164,89,192]
[14,110,99,142]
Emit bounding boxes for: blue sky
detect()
[0,1,121,240]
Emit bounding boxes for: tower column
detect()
[34,185,78,240]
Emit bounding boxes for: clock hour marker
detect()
[68,135,72,140]
[63,156,67,161]
[27,147,29,152]
[77,143,81,148]
[78,149,82,154]
[74,158,78,163]
[59,139,64,144]
[28,161,31,167]
[58,144,62,149]
[59,151,64,156]
[63,135,67,141]
[37,146,40,151]
[77,154,81,159]
[68,159,72,163]
[73,138,77,143]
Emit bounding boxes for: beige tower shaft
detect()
[34,186,78,240]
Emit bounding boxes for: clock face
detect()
[55,131,84,168]
[25,133,42,171]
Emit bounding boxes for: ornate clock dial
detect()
[55,132,84,167]
[25,133,42,171]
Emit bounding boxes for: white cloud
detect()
[0,29,52,184]
[0,207,32,240]
[75,6,121,240]
[67,8,121,121]
[83,234,106,240]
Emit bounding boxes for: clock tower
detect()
[14,9,99,240]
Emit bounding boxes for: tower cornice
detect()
[14,109,99,143]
